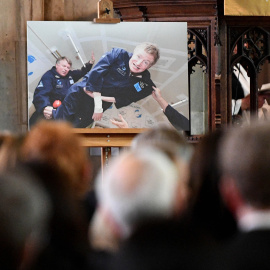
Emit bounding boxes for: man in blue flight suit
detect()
[47,42,160,128]
[29,54,95,127]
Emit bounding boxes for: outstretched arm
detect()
[152,86,189,131]
[84,88,116,103]
[152,86,169,111]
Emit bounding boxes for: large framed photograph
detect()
[27,21,189,131]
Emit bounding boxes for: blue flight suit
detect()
[53,48,156,128]
[29,62,93,127]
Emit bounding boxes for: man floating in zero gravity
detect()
[44,42,160,128]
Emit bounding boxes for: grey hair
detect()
[219,122,270,208]
[96,147,179,237]
[56,56,72,66]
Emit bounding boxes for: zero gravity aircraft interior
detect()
[27,21,189,129]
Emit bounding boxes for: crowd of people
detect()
[1,118,270,269]
[1,39,269,270]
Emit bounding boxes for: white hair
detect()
[96,147,180,238]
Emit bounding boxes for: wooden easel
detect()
[76,1,138,171]
[94,0,120,23]
[74,128,145,172]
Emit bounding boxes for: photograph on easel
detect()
[27,21,189,131]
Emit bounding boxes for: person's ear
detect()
[219,176,244,217]
[19,232,41,270]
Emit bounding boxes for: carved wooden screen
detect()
[228,25,270,123]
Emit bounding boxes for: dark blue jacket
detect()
[29,62,93,127]
[32,63,93,114]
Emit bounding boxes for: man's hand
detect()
[89,51,95,65]
[92,112,103,121]
[241,94,250,111]
[152,86,162,101]
[152,86,168,111]
[110,114,129,128]
[43,106,53,119]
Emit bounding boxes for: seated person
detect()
[232,64,265,124]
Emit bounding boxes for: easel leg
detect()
[101,147,111,178]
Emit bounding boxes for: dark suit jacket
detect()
[214,230,270,270]
[111,218,218,270]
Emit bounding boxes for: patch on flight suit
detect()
[117,66,127,76]
[37,81,44,88]
[134,82,142,92]
[56,79,63,88]
[69,76,74,84]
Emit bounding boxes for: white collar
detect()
[238,209,270,232]
[130,72,142,78]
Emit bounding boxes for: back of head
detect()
[21,120,91,198]
[22,160,92,270]
[189,128,226,204]
[0,166,50,269]
[131,125,192,163]
[187,128,237,241]
[0,133,24,173]
[96,147,184,238]
[219,122,270,208]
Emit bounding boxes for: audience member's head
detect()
[131,125,193,216]
[0,166,51,270]
[90,146,189,251]
[20,120,92,198]
[22,160,92,270]
[131,124,192,163]
[219,122,270,217]
[0,132,24,173]
[187,128,237,241]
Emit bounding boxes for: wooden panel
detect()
[16,0,38,130]
[114,7,145,21]
[73,0,98,21]
[113,0,216,8]
[31,0,45,20]
[44,0,98,21]
[144,4,217,18]
[44,0,65,20]
[0,0,18,131]
[64,0,75,20]
[113,0,217,22]
[73,128,145,147]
